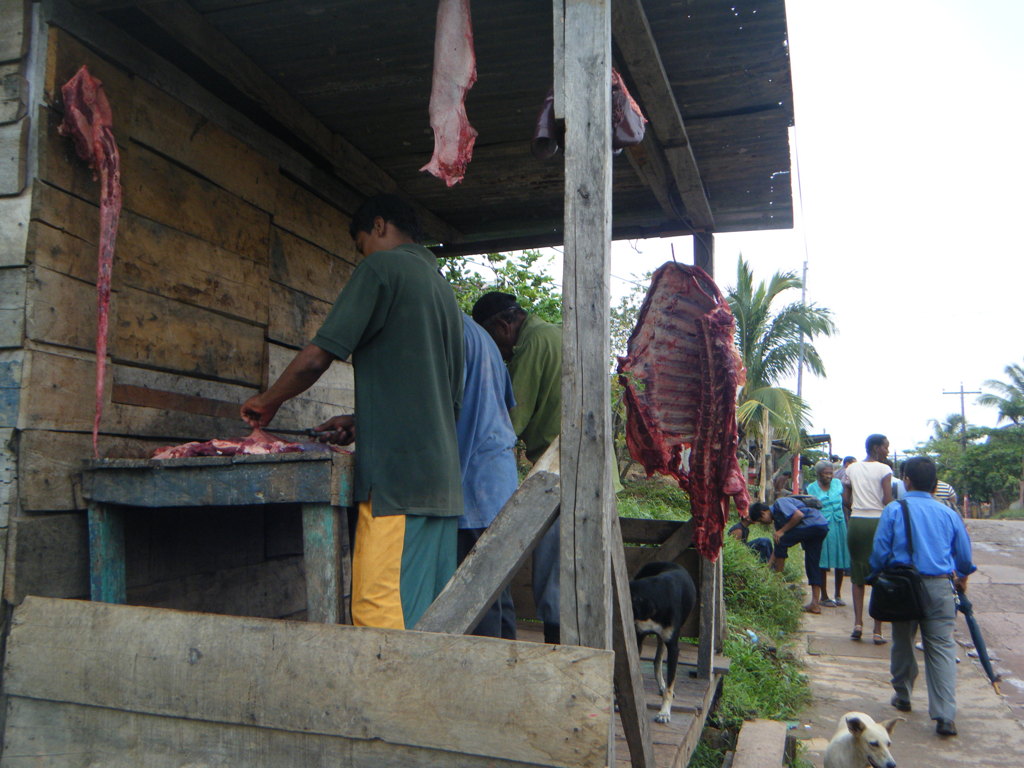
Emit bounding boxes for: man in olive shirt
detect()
[242,194,464,630]
[472,292,562,643]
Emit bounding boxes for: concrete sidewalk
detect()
[791,593,1024,766]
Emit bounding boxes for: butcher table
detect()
[80,451,354,623]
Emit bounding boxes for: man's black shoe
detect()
[890,694,912,712]
[935,719,958,736]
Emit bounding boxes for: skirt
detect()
[847,516,880,586]
[819,513,851,570]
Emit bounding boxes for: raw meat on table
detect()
[617,263,749,561]
[58,65,122,459]
[152,428,344,459]
[420,0,477,186]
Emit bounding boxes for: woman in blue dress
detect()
[807,460,849,606]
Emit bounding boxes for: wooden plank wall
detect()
[2,597,614,768]
[4,24,361,612]
[0,0,33,612]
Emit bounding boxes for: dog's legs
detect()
[652,636,666,695]
[655,636,679,723]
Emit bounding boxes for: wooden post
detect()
[86,502,126,604]
[697,555,717,679]
[301,503,348,624]
[694,231,714,277]
[610,515,655,768]
[559,0,613,652]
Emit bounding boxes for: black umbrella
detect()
[954,586,1002,693]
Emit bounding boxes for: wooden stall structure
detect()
[0,0,794,765]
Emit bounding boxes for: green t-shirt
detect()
[312,244,464,517]
[508,314,562,463]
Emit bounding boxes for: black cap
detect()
[471,292,519,325]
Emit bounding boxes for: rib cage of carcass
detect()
[617,263,749,560]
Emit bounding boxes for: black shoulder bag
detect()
[868,500,928,622]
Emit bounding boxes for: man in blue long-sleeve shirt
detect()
[869,456,976,737]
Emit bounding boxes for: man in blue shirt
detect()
[455,314,520,638]
[749,496,830,613]
[869,456,976,737]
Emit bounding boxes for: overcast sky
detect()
[590,0,1024,459]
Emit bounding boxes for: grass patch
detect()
[993,507,1024,520]
[617,477,692,520]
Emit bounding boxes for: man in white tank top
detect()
[842,434,893,644]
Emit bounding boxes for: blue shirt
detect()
[773,496,829,529]
[456,315,519,529]
[869,491,977,578]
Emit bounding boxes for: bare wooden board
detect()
[267,343,354,431]
[5,511,89,602]
[131,75,279,214]
[0,426,14,526]
[0,349,23,426]
[270,227,353,303]
[273,174,358,260]
[0,265,25,348]
[0,191,30,267]
[266,281,332,349]
[1,697,542,768]
[110,285,264,385]
[0,0,29,64]
[0,118,28,195]
[4,598,614,768]
[23,264,100,352]
[122,141,270,262]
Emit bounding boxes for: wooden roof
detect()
[73,0,794,254]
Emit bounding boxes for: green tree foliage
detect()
[726,258,836,499]
[440,250,562,324]
[911,414,1024,512]
[976,360,1024,508]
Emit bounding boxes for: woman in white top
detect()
[842,434,893,644]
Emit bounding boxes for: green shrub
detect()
[617,477,692,520]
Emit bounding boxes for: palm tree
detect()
[978,361,1024,425]
[978,360,1024,507]
[928,413,966,441]
[727,257,836,500]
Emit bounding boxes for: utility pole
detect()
[942,383,981,448]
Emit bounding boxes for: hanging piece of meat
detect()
[58,66,122,459]
[617,263,749,561]
[420,0,477,186]
[152,428,343,459]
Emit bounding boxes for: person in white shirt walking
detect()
[843,433,893,644]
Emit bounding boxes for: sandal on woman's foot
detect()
[850,625,863,641]
[874,634,888,646]
[834,598,846,606]
[802,604,821,614]
[820,599,838,608]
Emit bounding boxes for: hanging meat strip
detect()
[420,0,477,186]
[58,66,122,459]
[617,263,750,561]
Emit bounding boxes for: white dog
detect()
[823,712,902,768]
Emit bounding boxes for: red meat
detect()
[152,428,343,459]
[420,0,477,186]
[58,66,122,459]
[617,263,749,560]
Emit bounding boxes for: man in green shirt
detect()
[472,292,562,643]
[242,194,464,630]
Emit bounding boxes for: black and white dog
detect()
[629,561,697,723]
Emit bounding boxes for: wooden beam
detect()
[610,515,655,768]
[694,231,714,277]
[560,0,613,652]
[414,470,560,635]
[623,132,686,223]
[612,0,714,229]
[697,556,718,679]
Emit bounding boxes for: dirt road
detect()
[963,518,1024,721]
